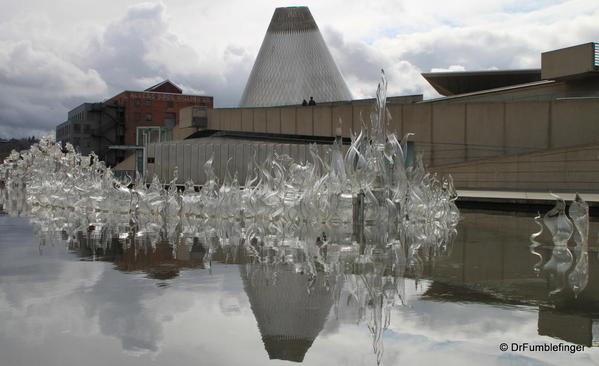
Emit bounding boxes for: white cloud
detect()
[0,39,107,138]
[431,65,466,73]
[0,0,598,138]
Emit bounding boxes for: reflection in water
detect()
[68,234,209,280]
[241,264,337,362]
[1,211,599,365]
[529,213,545,274]
[7,198,599,363]
[532,195,590,298]
[5,200,455,364]
[421,207,599,349]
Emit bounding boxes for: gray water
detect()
[1,210,598,366]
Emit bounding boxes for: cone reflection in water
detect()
[241,263,338,362]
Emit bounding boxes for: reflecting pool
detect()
[1,209,598,366]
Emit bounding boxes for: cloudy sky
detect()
[1,0,598,139]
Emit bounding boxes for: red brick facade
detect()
[104,87,213,146]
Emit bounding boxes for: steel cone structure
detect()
[239,7,352,107]
[241,264,337,362]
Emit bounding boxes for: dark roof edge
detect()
[185,129,352,145]
[144,79,183,92]
[419,80,556,103]
[421,68,541,78]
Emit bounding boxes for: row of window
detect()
[134,99,166,107]
[133,112,177,122]
[72,124,92,134]
[71,137,94,148]
[132,99,207,108]
[71,111,86,121]
[56,125,69,139]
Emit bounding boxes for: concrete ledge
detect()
[456,189,599,216]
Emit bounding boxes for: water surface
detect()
[1,210,598,365]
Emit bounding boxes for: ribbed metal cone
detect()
[239,6,352,107]
[241,264,337,362]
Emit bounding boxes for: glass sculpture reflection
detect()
[531,194,590,298]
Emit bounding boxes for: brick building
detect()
[56,80,212,170]
[105,80,212,148]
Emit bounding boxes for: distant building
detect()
[104,80,212,148]
[55,103,125,166]
[56,80,213,170]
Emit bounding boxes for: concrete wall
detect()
[541,42,596,80]
[432,143,599,192]
[208,96,422,138]
[172,125,197,140]
[209,98,599,167]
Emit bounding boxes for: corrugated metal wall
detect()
[146,137,344,185]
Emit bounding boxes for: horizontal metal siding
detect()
[197,143,206,184]
[183,144,192,182]
[148,138,344,185]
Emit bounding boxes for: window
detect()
[166,100,174,108]
[144,99,152,106]
[137,127,159,146]
[83,124,91,134]
[73,124,81,133]
[134,112,141,121]
[146,112,153,121]
[136,127,171,146]
[164,112,176,128]
[73,137,81,146]
[192,107,208,129]
[134,98,141,106]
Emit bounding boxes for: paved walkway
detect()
[457,190,599,204]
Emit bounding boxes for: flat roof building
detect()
[149,43,599,194]
[56,80,213,171]
[56,103,125,166]
[105,80,213,148]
